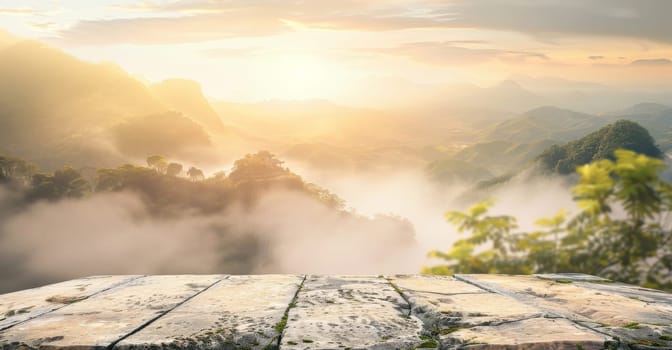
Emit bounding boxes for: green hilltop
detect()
[538,120,663,174]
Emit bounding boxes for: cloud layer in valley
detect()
[0,187,420,293]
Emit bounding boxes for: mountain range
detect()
[428,103,672,182]
[0,37,671,186]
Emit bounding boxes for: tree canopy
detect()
[229,151,290,183]
[0,154,37,184]
[187,166,204,181]
[146,155,168,174]
[538,120,662,174]
[0,151,345,215]
[27,166,90,201]
[166,162,183,177]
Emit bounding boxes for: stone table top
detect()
[1,274,671,350]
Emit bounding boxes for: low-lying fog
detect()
[0,165,575,293]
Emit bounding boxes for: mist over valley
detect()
[1,1,672,291]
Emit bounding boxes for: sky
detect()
[1,0,671,102]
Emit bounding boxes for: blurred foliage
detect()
[426,149,672,290]
[229,150,291,183]
[186,166,205,181]
[166,162,183,177]
[0,154,37,184]
[27,167,91,201]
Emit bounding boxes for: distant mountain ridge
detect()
[0,35,670,184]
[150,79,227,133]
[486,106,604,143]
[0,40,164,168]
[0,40,258,169]
[607,102,672,116]
[486,103,672,150]
[432,104,672,183]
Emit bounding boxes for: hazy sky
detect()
[2,0,671,101]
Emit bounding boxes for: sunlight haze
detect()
[1,0,672,295]
[3,1,672,104]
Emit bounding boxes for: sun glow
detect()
[255,53,349,100]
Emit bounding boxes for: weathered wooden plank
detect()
[0,275,140,331]
[115,274,304,350]
[0,275,224,350]
[280,275,426,350]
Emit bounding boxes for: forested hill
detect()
[0,151,347,215]
[0,150,420,291]
[0,40,261,170]
[538,120,663,174]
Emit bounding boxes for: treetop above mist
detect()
[0,151,346,216]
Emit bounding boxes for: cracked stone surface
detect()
[116,275,303,350]
[456,274,672,348]
[0,274,671,349]
[0,275,139,331]
[280,275,425,350]
[0,275,224,349]
[439,317,608,350]
[389,275,541,330]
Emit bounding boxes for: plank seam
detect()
[107,275,229,350]
[0,275,145,332]
[453,274,623,347]
[384,277,413,317]
[274,275,306,349]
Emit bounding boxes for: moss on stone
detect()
[630,339,666,347]
[624,322,642,329]
[553,279,573,284]
[415,335,438,348]
[434,326,467,335]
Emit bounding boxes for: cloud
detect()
[107,3,159,12]
[0,7,34,16]
[56,1,457,45]
[201,47,263,58]
[445,0,672,44]
[56,13,290,45]
[588,55,605,60]
[55,0,672,46]
[359,41,548,65]
[0,188,420,293]
[28,21,56,30]
[630,58,672,66]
